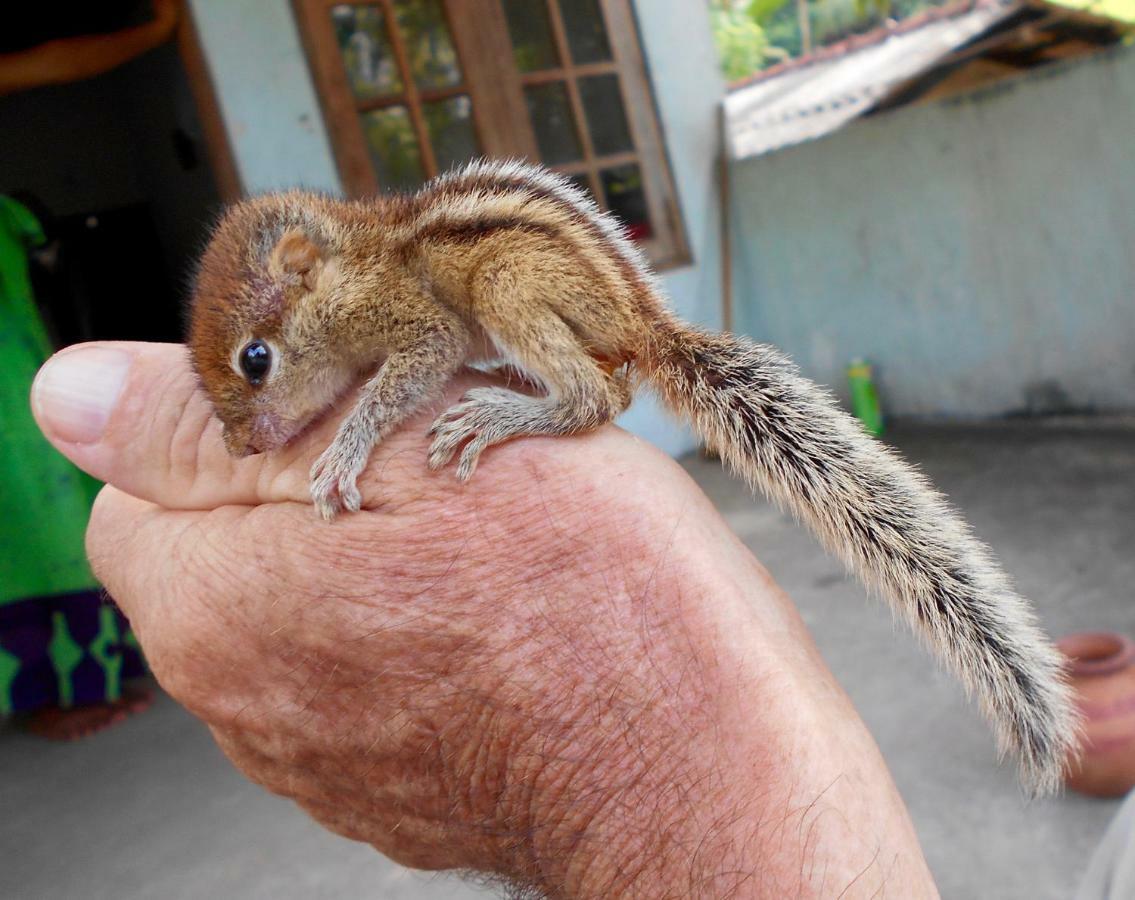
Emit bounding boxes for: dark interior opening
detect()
[1,1,222,345]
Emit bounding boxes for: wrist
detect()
[475,503,779,896]
[470,500,929,898]
[522,701,761,897]
[149,0,180,38]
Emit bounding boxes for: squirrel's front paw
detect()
[310,444,364,521]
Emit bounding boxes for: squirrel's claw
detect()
[310,444,364,520]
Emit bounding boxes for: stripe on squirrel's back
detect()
[398,212,610,293]
[426,160,659,302]
[407,215,562,246]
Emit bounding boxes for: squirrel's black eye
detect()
[239,340,272,385]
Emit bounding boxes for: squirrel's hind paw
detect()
[427,387,534,480]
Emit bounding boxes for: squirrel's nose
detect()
[222,425,261,458]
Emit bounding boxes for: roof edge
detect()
[727,0,1015,91]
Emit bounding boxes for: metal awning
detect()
[723,0,1133,160]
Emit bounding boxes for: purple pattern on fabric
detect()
[0,589,146,713]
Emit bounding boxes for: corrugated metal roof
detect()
[724,0,1023,159]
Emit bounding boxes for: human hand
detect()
[31,342,936,897]
[150,0,180,36]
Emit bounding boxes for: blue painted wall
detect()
[188,0,726,456]
[730,47,1135,418]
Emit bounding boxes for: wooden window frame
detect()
[293,0,690,268]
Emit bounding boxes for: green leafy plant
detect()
[709,0,789,81]
[711,0,946,80]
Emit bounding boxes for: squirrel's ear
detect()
[271,230,325,291]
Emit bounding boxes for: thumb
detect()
[30,341,312,510]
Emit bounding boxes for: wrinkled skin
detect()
[32,342,937,898]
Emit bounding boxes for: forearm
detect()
[489,498,936,898]
[0,9,176,95]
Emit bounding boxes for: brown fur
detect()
[189,159,1076,794]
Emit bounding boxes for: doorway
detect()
[0,1,235,345]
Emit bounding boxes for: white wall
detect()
[621,0,727,454]
[188,0,341,194]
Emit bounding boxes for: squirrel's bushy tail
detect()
[642,321,1077,794]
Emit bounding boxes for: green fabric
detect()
[88,604,124,702]
[0,642,19,715]
[0,196,101,605]
[47,610,84,708]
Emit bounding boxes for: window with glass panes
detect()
[293,0,689,267]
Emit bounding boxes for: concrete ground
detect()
[2,423,1132,899]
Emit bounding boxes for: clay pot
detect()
[1059,632,1135,798]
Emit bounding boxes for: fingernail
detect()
[31,347,132,445]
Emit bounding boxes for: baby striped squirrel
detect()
[189,159,1075,794]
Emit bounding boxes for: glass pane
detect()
[559,0,612,64]
[601,164,651,241]
[424,95,480,173]
[579,74,632,156]
[393,0,462,90]
[502,0,560,72]
[525,82,582,165]
[565,172,593,198]
[360,105,424,190]
[331,4,403,100]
